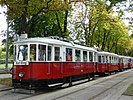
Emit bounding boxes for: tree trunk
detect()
[63,10,68,37]
[101,30,107,51]
[55,12,63,35]
[21,0,28,34]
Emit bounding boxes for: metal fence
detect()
[0,59,13,64]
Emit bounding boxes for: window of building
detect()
[66,48,72,61]
[38,45,46,61]
[47,46,52,61]
[83,51,87,62]
[75,49,81,61]
[54,47,60,61]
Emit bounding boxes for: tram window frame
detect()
[66,48,72,61]
[54,46,60,61]
[83,51,87,62]
[101,55,104,63]
[17,45,28,61]
[98,55,102,63]
[75,49,81,62]
[38,44,46,61]
[89,52,93,62]
[106,56,108,63]
[47,46,52,61]
[30,44,37,61]
[14,45,16,61]
[94,52,97,62]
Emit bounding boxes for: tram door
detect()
[52,46,63,79]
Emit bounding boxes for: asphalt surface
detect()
[24,69,133,100]
[0,70,133,100]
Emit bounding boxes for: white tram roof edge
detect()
[98,51,118,56]
[119,55,131,59]
[14,37,97,52]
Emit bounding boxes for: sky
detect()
[0,6,7,45]
[0,6,7,33]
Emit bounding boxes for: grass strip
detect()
[0,64,13,69]
[123,83,133,96]
[0,78,12,86]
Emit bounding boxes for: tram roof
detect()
[15,37,97,52]
[98,51,118,56]
[119,55,131,59]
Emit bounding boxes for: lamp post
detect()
[5,14,9,71]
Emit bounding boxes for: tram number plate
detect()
[14,61,29,65]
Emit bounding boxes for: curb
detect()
[0,87,12,92]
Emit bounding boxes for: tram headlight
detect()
[18,72,24,78]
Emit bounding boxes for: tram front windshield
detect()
[17,45,28,61]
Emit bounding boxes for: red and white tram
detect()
[12,36,98,89]
[129,57,133,69]
[97,51,119,76]
[120,56,130,69]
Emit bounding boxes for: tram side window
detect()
[14,45,16,61]
[75,49,81,61]
[94,52,97,62]
[89,52,93,62]
[106,56,108,63]
[98,56,101,63]
[54,47,60,61]
[66,48,72,61]
[18,45,28,61]
[30,44,36,61]
[109,56,111,63]
[112,57,114,63]
[47,46,52,61]
[83,51,87,62]
[38,45,46,61]
[101,56,105,63]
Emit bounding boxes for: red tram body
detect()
[12,36,133,89]
[12,36,97,88]
[97,52,119,75]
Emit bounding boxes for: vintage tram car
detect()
[97,51,119,76]
[12,36,133,89]
[12,36,98,89]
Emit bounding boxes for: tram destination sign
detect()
[14,61,29,65]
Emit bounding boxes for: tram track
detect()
[0,69,131,100]
[22,69,133,100]
[49,69,132,100]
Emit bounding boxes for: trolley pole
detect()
[5,16,9,71]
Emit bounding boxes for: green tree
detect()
[69,0,131,55]
[0,0,72,37]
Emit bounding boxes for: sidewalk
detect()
[24,69,133,100]
[0,69,10,74]
[0,70,12,91]
[0,70,132,100]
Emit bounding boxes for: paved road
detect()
[24,69,133,100]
